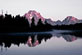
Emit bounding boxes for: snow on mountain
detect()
[24,10,82,26]
[45,16,81,26]
[53,16,82,25]
[62,16,79,25]
[24,10,45,25]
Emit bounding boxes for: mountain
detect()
[78,20,82,23]
[44,16,80,26]
[49,16,82,25]
[55,20,62,25]
[55,16,82,25]
[45,19,56,26]
[62,16,79,25]
[45,16,81,26]
[24,10,45,25]
[24,11,82,26]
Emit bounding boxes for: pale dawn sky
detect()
[0,0,82,21]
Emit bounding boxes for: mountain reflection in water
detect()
[0,34,52,48]
[0,30,82,55]
[0,31,82,48]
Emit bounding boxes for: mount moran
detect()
[24,10,82,26]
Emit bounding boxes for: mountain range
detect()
[24,10,82,26]
[46,16,82,26]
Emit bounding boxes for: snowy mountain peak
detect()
[65,16,78,22]
[24,11,82,26]
[24,10,45,25]
[62,16,79,25]
[24,10,45,21]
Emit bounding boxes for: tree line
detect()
[53,23,82,30]
[0,14,52,32]
[0,14,82,32]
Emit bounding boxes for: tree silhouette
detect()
[30,17,36,31]
[37,19,45,31]
[0,13,82,32]
[31,17,35,27]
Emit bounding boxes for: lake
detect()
[0,30,82,55]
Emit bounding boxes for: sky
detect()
[0,0,82,21]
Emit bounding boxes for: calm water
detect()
[0,30,82,55]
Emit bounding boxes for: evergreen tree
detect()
[31,17,35,27]
[31,17,36,31]
[37,19,45,31]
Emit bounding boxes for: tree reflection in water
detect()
[0,32,82,48]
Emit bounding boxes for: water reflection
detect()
[0,34,52,48]
[0,31,82,55]
[0,31,82,48]
[27,34,52,47]
[27,35,39,47]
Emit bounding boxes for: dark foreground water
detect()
[0,30,82,55]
